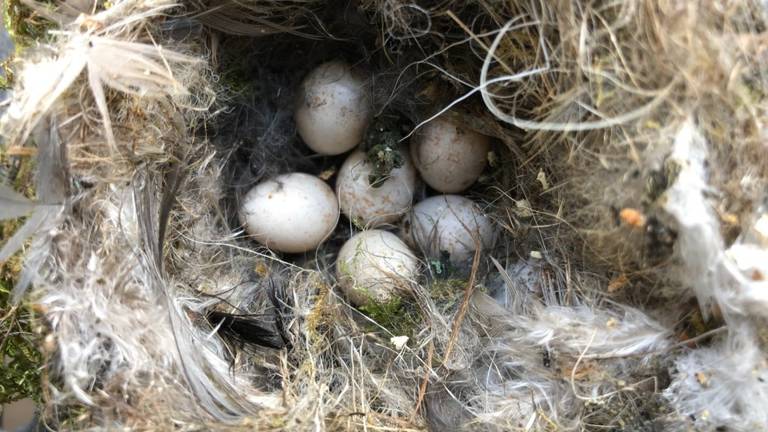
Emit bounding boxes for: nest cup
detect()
[2,1,768,431]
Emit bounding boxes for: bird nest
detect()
[2,0,768,430]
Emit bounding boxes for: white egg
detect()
[411,118,491,193]
[401,195,494,268]
[295,61,371,155]
[336,148,417,228]
[336,230,419,306]
[240,173,339,253]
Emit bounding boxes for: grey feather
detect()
[9,207,60,303]
[0,206,51,261]
[0,184,37,220]
[134,172,264,422]
[6,117,68,302]
[33,116,68,204]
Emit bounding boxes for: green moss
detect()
[1,0,57,92]
[427,278,466,314]
[429,278,465,302]
[0,245,43,404]
[0,59,13,91]
[0,148,43,405]
[3,0,56,49]
[358,296,421,338]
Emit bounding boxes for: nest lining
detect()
[1,0,768,431]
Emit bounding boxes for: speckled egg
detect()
[401,195,494,268]
[336,230,419,306]
[411,118,491,193]
[295,61,371,155]
[336,148,417,228]
[240,173,339,253]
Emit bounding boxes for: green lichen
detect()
[428,250,462,277]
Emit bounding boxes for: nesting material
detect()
[1,0,768,431]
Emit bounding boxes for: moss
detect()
[0,58,13,91]
[0,147,43,405]
[0,234,43,404]
[0,0,57,91]
[428,278,466,314]
[358,296,421,338]
[3,0,56,49]
[428,278,465,303]
[0,303,43,404]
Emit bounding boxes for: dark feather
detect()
[207,310,286,350]
[157,162,184,272]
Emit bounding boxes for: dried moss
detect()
[428,278,465,303]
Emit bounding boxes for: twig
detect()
[442,237,482,370]
[6,146,38,157]
[410,340,434,421]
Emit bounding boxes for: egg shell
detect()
[411,118,491,193]
[336,148,417,228]
[401,195,494,267]
[240,173,339,253]
[336,230,419,306]
[295,61,371,155]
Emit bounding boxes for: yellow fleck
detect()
[695,371,709,387]
[254,262,269,277]
[318,168,336,181]
[719,212,739,226]
[536,169,549,190]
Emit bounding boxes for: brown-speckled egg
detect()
[411,118,490,193]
